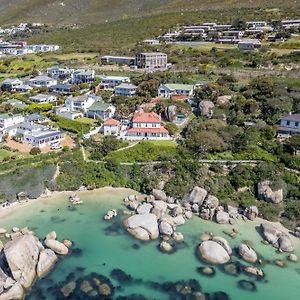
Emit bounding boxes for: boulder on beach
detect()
[238,243,257,263]
[4,234,40,289]
[137,203,152,215]
[216,211,229,224]
[187,187,207,205]
[159,221,174,236]
[244,206,258,221]
[44,239,69,255]
[37,249,58,278]
[260,223,294,252]
[152,189,167,201]
[198,241,230,264]
[124,213,159,241]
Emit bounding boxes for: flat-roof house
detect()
[47,66,73,80]
[1,78,23,92]
[278,113,300,138]
[99,75,131,90]
[135,52,168,69]
[0,113,24,129]
[158,83,194,99]
[16,122,63,148]
[102,118,120,136]
[14,84,33,93]
[86,102,116,120]
[25,113,49,124]
[238,39,262,50]
[29,94,57,104]
[121,111,170,140]
[56,107,83,120]
[27,75,57,88]
[100,56,135,66]
[65,95,100,112]
[49,84,75,94]
[114,83,137,97]
[71,69,95,84]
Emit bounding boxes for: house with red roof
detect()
[120,110,170,140]
[102,118,121,136]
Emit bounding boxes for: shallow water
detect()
[0,188,299,300]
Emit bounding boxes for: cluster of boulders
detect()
[260,223,294,252]
[257,180,283,204]
[0,228,71,299]
[294,226,300,238]
[122,191,186,252]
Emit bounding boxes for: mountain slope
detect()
[0,0,300,25]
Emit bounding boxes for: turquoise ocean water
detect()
[0,188,299,300]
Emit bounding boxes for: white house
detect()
[65,95,100,112]
[71,69,95,84]
[121,111,170,140]
[27,75,57,88]
[158,83,194,99]
[278,113,300,138]
[56,107,83,120]
[16,122,63,148]
[47,66,73,80]
[114,83,137,97]
[99,75,131,90]
[1,78,23,92]
[102,118,120,136]
[238,39,262,50]
[14,84,33,93]
[29,94,57,104]
[0,113,24,129]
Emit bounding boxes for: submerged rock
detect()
[198,241,230,264]
[60,281,76,298]
[223,262,241,276]
[197,266,216,277]
[244,266,264,277]
[287,254,298,262]
[238,280,257,292]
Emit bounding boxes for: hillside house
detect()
[65,95,100,112]
[71,69,95,84]
[158,83,194,99]
[47,66,73,80]
[102,118,120,136]
[29,94,57,104]
[0,113,24,129]
[4,99,27,109]
[86,102,116,120]
[278,113,300,138]
[100,56,135,66]
[49,84,75,94]
[56,107,83,120]
[114,83,137,97]
[135,52,168,69]
[99,75,131,90]
[27,75,57,88]
[238,39,262,50]
[14,84,33,93]
[121,111,170,140]
[1,78,23,92]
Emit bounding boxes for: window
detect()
[295,122,299,127]
[286,121,290,126]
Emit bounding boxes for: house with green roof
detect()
[4,99,28,109]
[86,102,116,120]
[158,83,194,99]
[0,113,24,129]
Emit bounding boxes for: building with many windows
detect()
[135,52,168,69]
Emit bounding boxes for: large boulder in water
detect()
[187,187,207,205]
[44,239,69,255]
[124,213,159,241]
[257,181,283,203]
[198,241,230,264]
[238,243,257,263]
[4,234,40,288]
[260,223,294,252]
[37,249,58,278]
[212,236,232,255]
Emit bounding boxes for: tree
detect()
[287,135,300,154]
[30,147,41,155]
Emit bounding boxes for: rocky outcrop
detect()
[238,243,257,263]
[0,282,24,300]
[244,206,258,221]
[187,187,207,205]
[260,223,294,252]
[159,221,174,236]
[124,214,159,241]
[199,195,219,220]
[37,249,58,278]
[152,189,167,201]
[295,227,300,238]
[257,181,283,203]
[137,203,152,215]
[4,234,40,289]
[165,105,177,122]
[198,240,230,264]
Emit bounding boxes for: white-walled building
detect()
[99,75,131,89]
[135,52,168,69]
[65,95,97,112]
[56,107,83,120]
[278,113,300,138]
[29,94,57,104]
[102,118,120,136]
[1,78,23,92]
[114,83,137,97]
[0,113,24,129]
[27,75,57,88]
[158,83,194,99]
[71,69,95,84]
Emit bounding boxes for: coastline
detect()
[0,187,299,247]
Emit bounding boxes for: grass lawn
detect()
[147,140,177,147]
[0,148,30,161]
[75,117,98,125]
